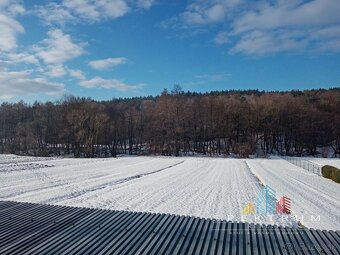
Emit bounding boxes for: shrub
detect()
[332,169,340,183]
[322,165,335,178]
[322,165,340,183]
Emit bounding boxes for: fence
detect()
[281,156,322,176]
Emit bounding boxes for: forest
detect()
[0,87,339,158]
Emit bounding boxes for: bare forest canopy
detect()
[0,88,339,158]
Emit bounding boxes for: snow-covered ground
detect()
[0,154,339,230]
[246,157,340,230]
[302,157,340,168]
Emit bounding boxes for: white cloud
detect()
[34,2,76,26]
[214,31,229,45]
[67,67,86,80]
[229,0,340,55]
[44,64,86,80]
[63,0,130,22]
[35,0,157,25]
[88,57,128,70]
[5,53,39,65]
[34,29,85,64]
[230,30,308,55]
[184,73,230,86]
[312,25,340,39]
[233,0,340,34]
[195,73,230,81]
[0,3,94,99]
[0,0,25,51]
[0,14,24,51]
[7,3,25,16]
[166,0,340,55]
[0,69,65,99]
[35,0,130,25]
[0,0,24,11]
[46,65,67,78]
[165,0,242,28]
[79,76,141,91]
[136,0,156,10]
[182,3,225,26]
[0,0,12,8]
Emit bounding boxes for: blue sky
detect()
[0,0,339,102]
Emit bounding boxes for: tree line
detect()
[0,87,339,158]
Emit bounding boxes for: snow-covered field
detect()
[0,154,339,230]
[247,157,340,230]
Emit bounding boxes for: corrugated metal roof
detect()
[0,200,339,254]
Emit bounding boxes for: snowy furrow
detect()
[60,158,263,221]
[3,154,337,229]
[0,156,183,203]
[0,155,273,225]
